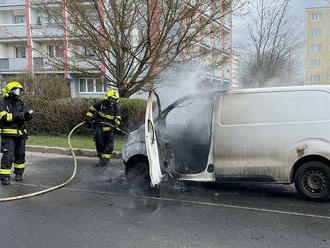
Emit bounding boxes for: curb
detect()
[26,145,122,159]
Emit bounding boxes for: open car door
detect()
[145,90,164,187]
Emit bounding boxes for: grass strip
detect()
[27,135,125,152]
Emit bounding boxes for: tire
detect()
[294,161,330,202]
[125,161,150,186]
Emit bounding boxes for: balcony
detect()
[1,0,25,5]
[31,24,63,39]
[199,39,231,56]
[0,58,28,72]
[0,57,65,72]
[0,24,26,40]
[31,0,61,4]
[70,60,101,71]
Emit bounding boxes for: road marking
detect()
[12,182,330,220]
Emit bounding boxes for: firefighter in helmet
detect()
[0,82,34,185]
[85,90,121,167]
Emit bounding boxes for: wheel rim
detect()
[302,169,327,194]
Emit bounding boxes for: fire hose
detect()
[0,121,127,202]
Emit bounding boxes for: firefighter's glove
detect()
[85,117,93,127]
[24,110,34,121]
[14,112,25,121]
[114,119,121,126]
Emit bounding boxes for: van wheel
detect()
[294,161,330,201]
[125,161,150,186]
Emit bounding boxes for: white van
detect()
[123,86,330,201]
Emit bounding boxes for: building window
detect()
[310,59,321,68]
[79,79,87,93]
[87,79,94,92]
[311,44,322,53]
[310,74,320,83]
[311,13,322,21]
[13,15,26,24]
[85,47,96,57]
[48,45,64,58]
[95,79,103,92]
[15,47,26,58]
[79,78,107,93]
[311,28,322,37]
[47,9,62,24]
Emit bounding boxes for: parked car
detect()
[122,86,330,201]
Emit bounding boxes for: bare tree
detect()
[34,0,245,97]
[239,0,301,88]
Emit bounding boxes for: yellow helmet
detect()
[2,81,24,97]
[105,90,119,101]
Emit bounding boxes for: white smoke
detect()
[152,64,219,174]
[155,63,205,108]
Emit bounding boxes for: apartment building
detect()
[305,0,330,85]
[0,0,233,97]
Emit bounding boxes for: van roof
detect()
[228,85,330,94]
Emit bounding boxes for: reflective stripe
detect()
[13,163,25,169]
[116,116,121,119]
[0,111,7,119]
[115,120,120,125]
[101,154,111,159]
[102,127,112,131]
[0,169,11,175]
[90,106,97,112]
[86,112,94,117]
[7,113,12,122]
[98,112,114,120]
[0,129,27,135]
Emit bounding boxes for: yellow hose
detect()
[0,121,85,202]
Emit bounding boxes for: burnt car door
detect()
[145,90,164,186]
[145,90,219,186]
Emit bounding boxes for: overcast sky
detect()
[233,0,328,46]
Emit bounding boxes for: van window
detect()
[220,91,330,125]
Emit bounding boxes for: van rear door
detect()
[145,91,164,186]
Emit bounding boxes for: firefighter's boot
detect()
[99,158,110,167]
[14,174,23,181]
[1,177,10,185]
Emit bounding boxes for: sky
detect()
[233,0,328,46]
[231,0,328,83]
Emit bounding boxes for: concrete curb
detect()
[26,145,122,159]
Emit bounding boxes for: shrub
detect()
[4,73,71,99]
[22,96,147,136]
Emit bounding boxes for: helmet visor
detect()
[108,95,118,102]
[11,87,23,96]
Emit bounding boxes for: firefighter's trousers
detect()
[0,136,26,179]
[93,125,114,162]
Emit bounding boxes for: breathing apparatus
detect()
[104,89,119,106]
[2,81,24,100]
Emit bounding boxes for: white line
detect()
[13,182,330,220]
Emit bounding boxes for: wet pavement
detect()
[0,152,330,248]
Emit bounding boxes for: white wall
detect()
[0,10,13,24]
[0,44,9,58]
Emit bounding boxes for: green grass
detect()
[27,135,126,152]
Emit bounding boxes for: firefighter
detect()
[85,90,121,167]
[0,82,34,185]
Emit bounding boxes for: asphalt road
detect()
[0,152,330,248]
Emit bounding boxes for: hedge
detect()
[21,96,147,136]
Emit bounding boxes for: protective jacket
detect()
[0,97,28,137]
[86,100,121,130]
[85,99,121,165]
[0,96,33,182]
